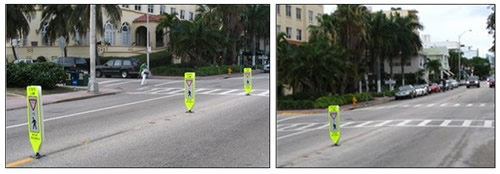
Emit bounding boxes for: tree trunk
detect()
[11,43,18,60]
[401,57,405,86]
[389,56,394,90]
[252,34,256,66]
[64,46,68,57]
[376,55,382,93]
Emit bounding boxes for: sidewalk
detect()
[6,88,122,111]
[277,96,395,115]
[151,70,266,80]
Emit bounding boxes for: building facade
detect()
[276,5,323,44]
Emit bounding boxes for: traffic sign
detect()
[26,86,44,158]
[244,68,252,95]
[328,105,341,145]
[184,72,195,112]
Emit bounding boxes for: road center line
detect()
[374,120,392,127]
[397,120,412,126]
[6,94,182,129]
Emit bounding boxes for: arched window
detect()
[104,21,115,45]
[121,22,130,46]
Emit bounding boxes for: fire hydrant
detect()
[352,97,357,106]
[227,68,233,78]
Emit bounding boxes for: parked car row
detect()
[395,79,463,100]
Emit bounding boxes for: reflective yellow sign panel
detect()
[244,68,252,95]
[328,105,341,145]
[184,72,196,112]
[26,86,44,155]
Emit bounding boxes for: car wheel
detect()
[121,70,129,78]
[467,86,470,88]
[96,70,103,78]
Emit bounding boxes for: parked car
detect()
[445,80,454,90]
[51,57,89,73]
[395,85,417,100]
[414,84,428,96]
[450,80,459,88]
[466,76,480,88]
[96,58,141,78]
[13,58,35,64]
[263,63,270,73]
[428,83,441,93]
[489,78,495,88]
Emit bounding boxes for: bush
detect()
[313,92,374,108]
[151,64,244,76]
[278,100,315,110]
[36,56,47,62]
[7,62,66,89]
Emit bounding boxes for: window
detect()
[180,10,185,19]
[308,10,313,22]
[277,25,281,34]
[296,29,302,41]
[189,12,194,21]
[160,5,166,15]
[123,60,132,66]
[277,5,280,15]
[147,5,153,13]
[105,60,114,66]
[122,5,129,8]
[104,21,115,45]
[113,59,122,66]
[75,58,86,65]
[31,41,38,47]
[296,8,301,20]
[406,62,411,66]
[41,23,49,46]
[171,8,176,14]
[285,5,291,17]
[22,35,28,46]
[121,22,130,46]
[286,27,292,39]
[135,5,141,11]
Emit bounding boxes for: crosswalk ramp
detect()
[277,119,495,132]
[356,103,493,111]
[127,87,269,97]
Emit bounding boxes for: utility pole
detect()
[88,4,99,92]
[147,10,150,69]
[458,29,471,82]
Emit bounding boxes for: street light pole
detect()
[458,29,471,82]
[147,10,150,69]
[88,4,99,92]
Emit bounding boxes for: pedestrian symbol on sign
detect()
[330,112,337,131]
[186,80,193,98]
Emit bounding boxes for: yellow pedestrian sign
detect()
[244,68,252,95]
[26,86,44,158]
[328,105,341,145]
[184,72,196,112]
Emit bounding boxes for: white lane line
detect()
[6,94,183,129]
[466,103,473,107]
[417,120,432,126]
[237,91,249,95]
[462,120,472,127]
[137,86,150,91]
[153,81,181,87]
[150,88,175,94]
[373,106,386,110]
[439,103,448,107]
[166,89,184,94]
[340,122,355,127]
[98,79,121,84]
[453,103,461,107]
[402,105,410,108]
[258,90,269,96]
[484,121,493,127]
[480,103,486,107]
[277,129,317,140]
[296,123,321,130]
[397,120,412,126]
[414,104,422,108]
[195,88,208,92]
[219,89,238,95]
[440,120,452,127]
[104,81,134,87]
[354,121,374,127]
[277,124,300,130]
[315,124,330,129]
[200,89,221,94]
[426,103,435,107]
[386,105,399,109]
[374,120,393,127]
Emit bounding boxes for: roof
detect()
[133,14,163,23]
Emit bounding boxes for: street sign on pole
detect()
[328,105,341,145]
[26,86,44,158]
[244,68,252,95]
[184,72,196,112]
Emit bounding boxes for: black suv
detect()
[51,57,89,73]
[466,76,480,88]
[96,58,140,78]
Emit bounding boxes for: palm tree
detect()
[6,4,35,60]
[38,5,75,57]
[425,59,442,82]
[487,5,495,52]
[156,12,180,52]
[369,11,394,92]
[244,5,270,66]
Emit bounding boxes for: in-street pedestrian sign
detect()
[184,72,195,112]
[26,86,44,158]
[328,105,341,145]
[244,68,252,95]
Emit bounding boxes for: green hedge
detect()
[277,100,315,110]
[7,62,66,89]
[151,64,244,76]
[278,92,375,110]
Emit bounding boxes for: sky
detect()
[324,5,494,58]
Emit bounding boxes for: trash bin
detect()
[78,72,89,86]
[71,72,78,86]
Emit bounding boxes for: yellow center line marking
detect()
[6,157,34,167]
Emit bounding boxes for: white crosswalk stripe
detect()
[277,119,494,132]
[353,102,492,111]
[127,87,269,97]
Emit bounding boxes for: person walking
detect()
[140,62,150,86]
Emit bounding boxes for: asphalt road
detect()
[277,81,494,167]
[6,72,270,167]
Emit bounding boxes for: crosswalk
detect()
[356,103,493,110]
[277,119,495,132]
[127,87,269,97]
